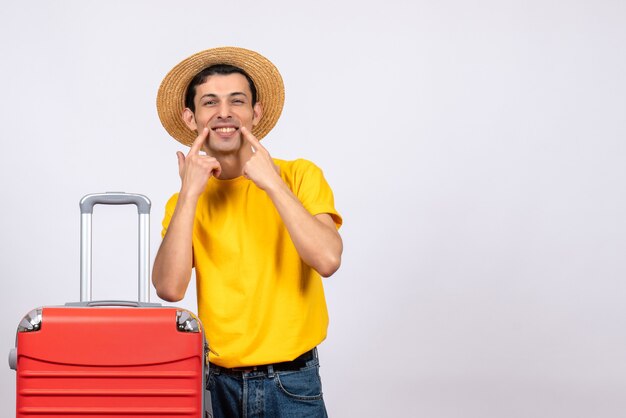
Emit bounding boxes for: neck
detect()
[213,146,255,180]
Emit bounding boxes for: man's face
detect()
[183,73,262,155]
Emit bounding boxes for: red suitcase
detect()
[9,193,211,418]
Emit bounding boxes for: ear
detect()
[182,108,198,131]
[252,102,263,127]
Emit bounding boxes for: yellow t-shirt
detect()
[162,158,342,368]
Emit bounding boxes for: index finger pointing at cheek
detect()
[189,126,210,155]
[241,126,264,152]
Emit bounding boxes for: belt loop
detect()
[267,364,275,379]
[313,347,319,359]
[211,364,221,376]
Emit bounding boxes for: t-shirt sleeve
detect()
[161,193,180,238]
[292,159,343,229]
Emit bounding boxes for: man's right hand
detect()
[176,126,222,197]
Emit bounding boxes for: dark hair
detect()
[184,64,258,112]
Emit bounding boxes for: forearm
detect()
[152,193,198,301]
[266,182,343,277]
[239,127,342,276]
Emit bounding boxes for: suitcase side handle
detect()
[79,192,151,303]
[65,300,162,308]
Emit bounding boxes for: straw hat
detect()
[157,46,285,146]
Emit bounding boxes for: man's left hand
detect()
[241,126,281,191]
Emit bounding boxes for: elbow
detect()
[155,286,185,303]
[315,238,343,278]
[152,273,187,302]
[316,253,342,278]
[152,260,191,302]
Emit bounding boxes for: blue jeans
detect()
[206,351,328,418]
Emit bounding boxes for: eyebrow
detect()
[199,92,249,100]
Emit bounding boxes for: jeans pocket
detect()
[274,366,324,401]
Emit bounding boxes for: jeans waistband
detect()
[210,348,317,375]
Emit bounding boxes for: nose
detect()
[216,101,232,119]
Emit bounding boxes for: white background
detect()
[1,1,625,417]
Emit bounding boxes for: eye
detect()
[203,100,217,106]
[232,99,245,105]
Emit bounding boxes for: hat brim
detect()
[157,47,285,146]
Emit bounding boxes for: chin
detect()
[208,142,242,156]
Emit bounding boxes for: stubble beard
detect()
[206,131,244,158]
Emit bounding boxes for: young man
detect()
[154,47,343,417]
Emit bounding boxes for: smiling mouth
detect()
[213,127,237,133]
[212,126,240,134]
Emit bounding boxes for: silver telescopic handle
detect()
[79,192,151,303]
